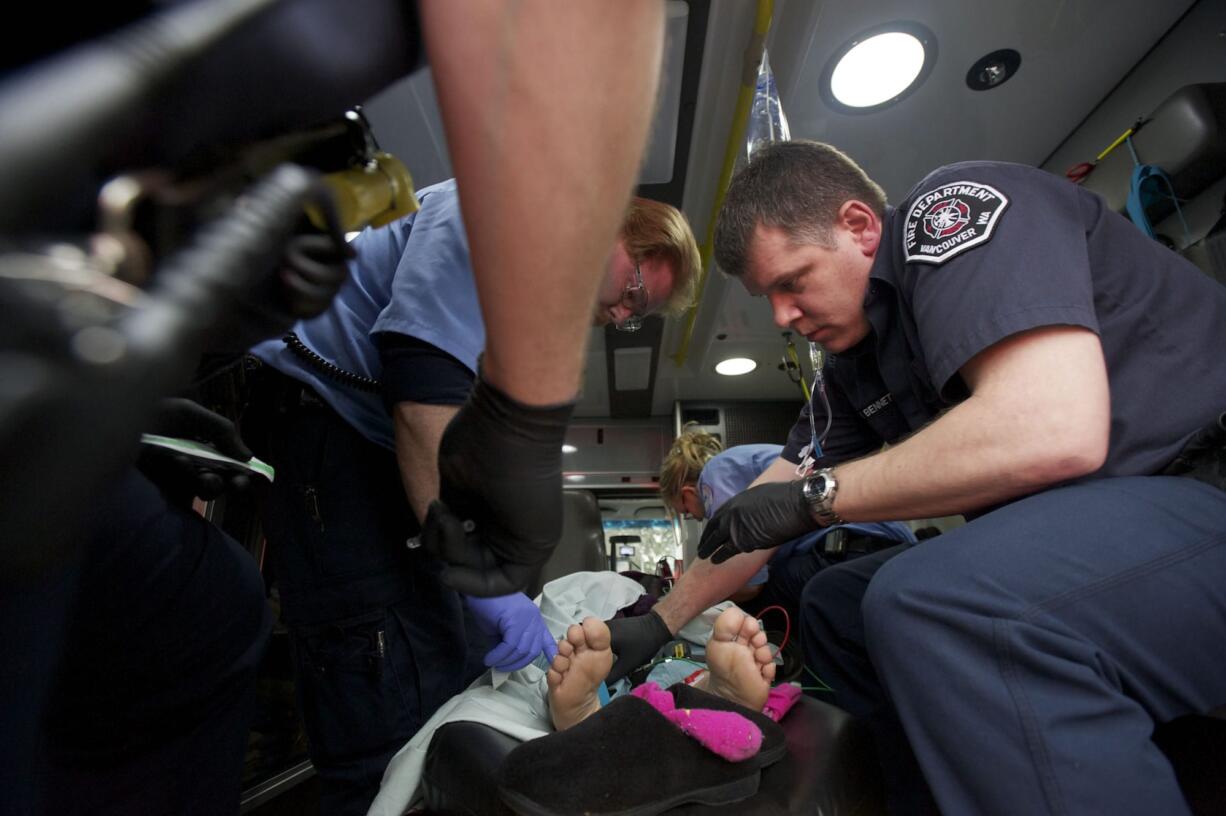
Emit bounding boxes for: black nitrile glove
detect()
[422,372,575,597]
[139,398,254,505]
[605,610,672,684]
[221,231,354,352]
[193,166,354,354]
[279,232,355,319]
[696,480,815,564]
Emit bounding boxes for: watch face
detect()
[805,475,827,501]
[805,469,840,526]
[806,471,837,504]
[814,475,829,496]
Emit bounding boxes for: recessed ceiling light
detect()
[562,444,578,454]
[821,22,937,114]
[716,357,757,376]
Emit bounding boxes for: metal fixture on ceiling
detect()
[966,48,1022,91]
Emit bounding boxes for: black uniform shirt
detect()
[784,161,1226,481]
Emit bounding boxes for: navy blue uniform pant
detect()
[30,469,271,816]
[743,531,905,625]
[2,556,76,815]
[742,548,830,621]
[246,379,465,816]
[801,476,1226,815]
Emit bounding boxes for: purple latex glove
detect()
[464,593,559,672]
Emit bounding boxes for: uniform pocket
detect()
[385,585,466,724]
[289,609,417,765]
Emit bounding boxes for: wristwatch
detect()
[802,468,843,527]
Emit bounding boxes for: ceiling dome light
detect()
[821,22,937,114]
[562,444,578,453]
[831,33,924,106]
[715,357,757,376]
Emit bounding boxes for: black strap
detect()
[1161,412,1226,492]
[821,528,900,560]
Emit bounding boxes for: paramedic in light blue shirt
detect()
[242,179,699,815]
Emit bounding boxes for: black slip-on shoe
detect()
[498,695,761,816]
[669,683,788,769]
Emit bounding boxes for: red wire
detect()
[755,604,791,653]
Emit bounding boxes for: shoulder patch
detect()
[902,180,1009,264]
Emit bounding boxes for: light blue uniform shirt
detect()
[251,179,482,450]
[697,444,916,585]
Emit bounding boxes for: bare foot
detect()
[698,607,776,711]
[546,617,614,731]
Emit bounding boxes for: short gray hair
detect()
[714,141,887,277]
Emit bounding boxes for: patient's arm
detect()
[654,549,773,634]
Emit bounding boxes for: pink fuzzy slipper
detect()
[631,682,763,762]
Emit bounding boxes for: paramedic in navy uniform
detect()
[244,180,698,814]
[698,140,1226,815]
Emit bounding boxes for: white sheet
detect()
[367,571,729,816]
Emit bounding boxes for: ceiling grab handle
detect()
[670,0,774,367]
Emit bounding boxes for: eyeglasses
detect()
[614,263,650,333]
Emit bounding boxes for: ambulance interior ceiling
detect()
[364,0,1217,421]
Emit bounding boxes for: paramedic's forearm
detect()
[833,327,1110,521]
[653,549,774,634]
[421,2,665,405]
[393,401,460,523]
